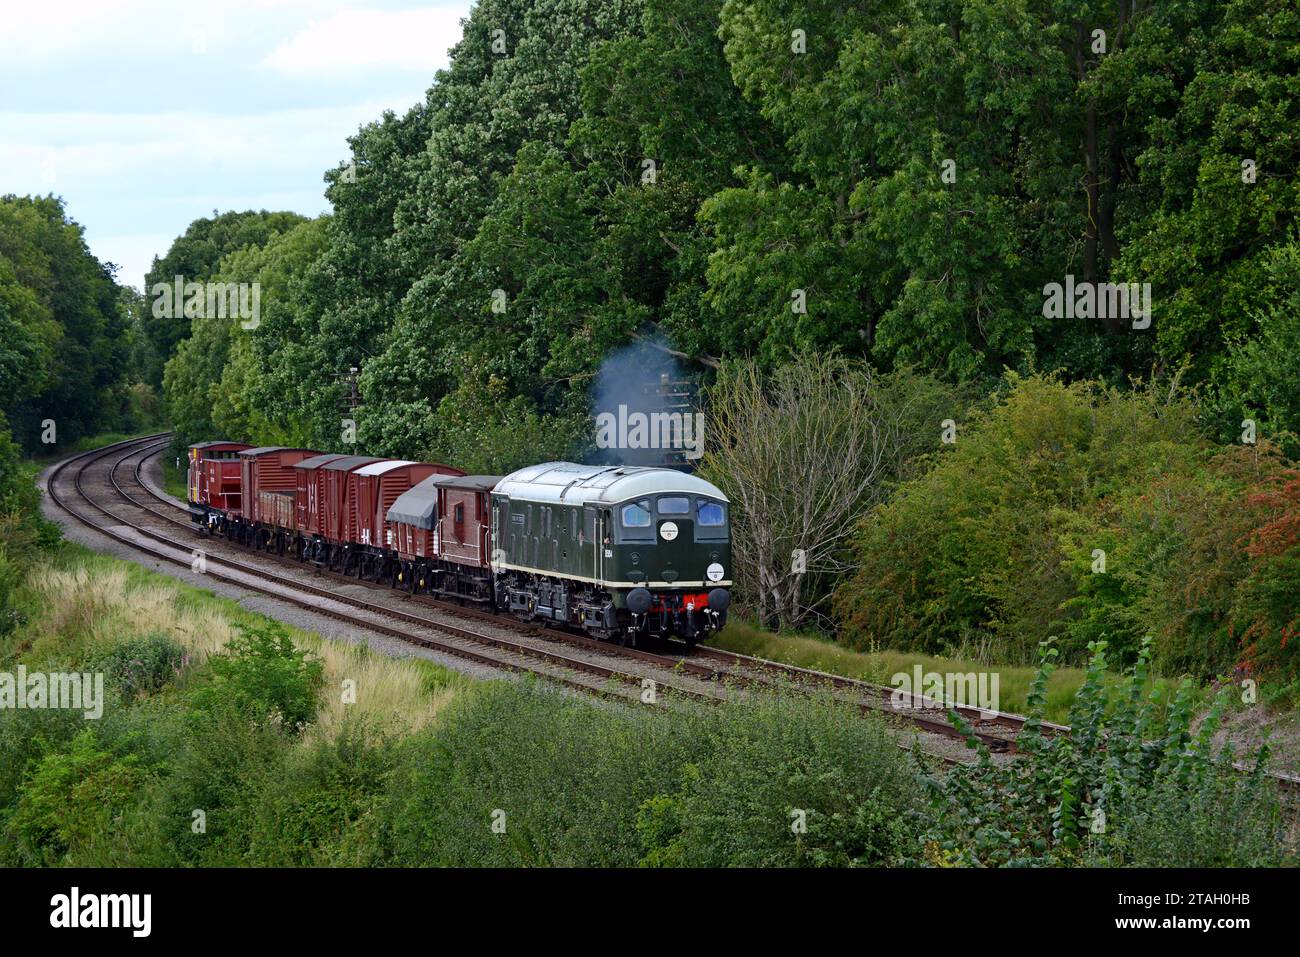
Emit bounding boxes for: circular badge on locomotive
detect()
[660,521,679,541]
[707,562,725,582]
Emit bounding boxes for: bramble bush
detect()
[1233,463,1300,695]
[921,638,1290,867]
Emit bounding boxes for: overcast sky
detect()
[0,0,473,289]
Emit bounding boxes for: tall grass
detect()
[10,549,463,737]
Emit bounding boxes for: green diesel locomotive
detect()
[490,462,732,646]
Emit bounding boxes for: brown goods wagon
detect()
[387,474,500,563]
[320,456,387,544]
[351,460,464,551]
[239,447,319,525]
[293,453,349,536]
[188,441,250,513]
[435,475,500,567]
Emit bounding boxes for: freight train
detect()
[185,442,732,646]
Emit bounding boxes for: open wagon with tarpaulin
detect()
[386,473,498,598]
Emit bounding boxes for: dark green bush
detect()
[835,374,1205,664]
[91,632,188,700]
[367,680,699,867]
[0,701,101,838]
[105,699,294,866]
[189,622,323,729]
[2,728,142,866]
[238,718,398,866]
[834,373,1300,682]
[634,689,924,867]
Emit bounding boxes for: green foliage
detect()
[189,622,324,730]
[0,613,1283,867]
[0,195,130,453]
[235,719,398,866]
[162,216,329,452]
[835,368,1300,677]
[3,729,142,866]
[142,209,308,388]
[1106,0,1299,397]
[141,0,1296,488]
[90,633,188,700]
[633,691,924,867]
[0,700,92,839]
[922,638,1289,866]
[367,680,921,867]
[1216,240,1300,451]
[367,680,696,866]
[0,415,58,630]
[836,373,1206,665]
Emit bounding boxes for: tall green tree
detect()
[142,210,307,386]
[0,195,129,452]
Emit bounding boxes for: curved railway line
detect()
[42,433,1300,787]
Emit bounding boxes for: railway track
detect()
[45,434,1300,788]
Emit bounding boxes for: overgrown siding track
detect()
[44,435,1300,787]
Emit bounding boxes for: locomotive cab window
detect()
[621,501,652,527]
[619,500,655,542]
[696,500,728,539]
[657,496,690,515]
[454,503,464,524]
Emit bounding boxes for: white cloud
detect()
[262,6,465,74]
[0,103,407,184]
[84,231,179,290]
[1,105,407,288]
[0,0,333,61]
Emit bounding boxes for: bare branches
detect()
[631,332,720,369]
[700,352,923,631]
